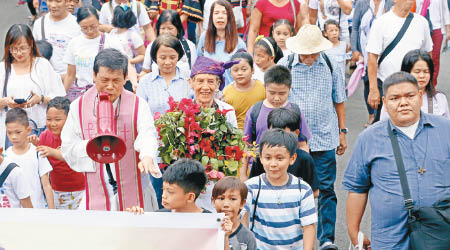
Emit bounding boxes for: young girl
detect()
[269,19,295,57]
[223,52,266,130]
[323,20,350,83]
[212,177,257,250]
[0,24,65,148]
[252,36,283,83]
[197,0,247,88]
[110,4,145,73]
[37,97,85,209]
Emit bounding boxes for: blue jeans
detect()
[310,149,337,245]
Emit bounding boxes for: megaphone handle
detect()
[105,163,118,194]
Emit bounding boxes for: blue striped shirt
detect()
[244,174,317,250]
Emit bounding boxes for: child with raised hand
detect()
[212,176,257,250]
[252,37,284,83]
[110,5,145,73]
[223,52,266,130]
[4,108,54,209]
[243,129,317,250]
[37,97,85,210]
[269,19,295,57]
[158,158,210,213]
[0,147,33,208]
[323,19,350,83]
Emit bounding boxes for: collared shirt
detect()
[278,54,346,152]
[342,113,450,250]
[136,67,194,115]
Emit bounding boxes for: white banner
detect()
[0,209,224,250]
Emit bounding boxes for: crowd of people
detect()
[2,0,450,249]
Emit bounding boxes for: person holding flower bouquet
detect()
[154,56,245,212]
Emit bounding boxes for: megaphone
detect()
[86,92,126,164]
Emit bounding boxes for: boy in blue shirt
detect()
[243,129,317,250]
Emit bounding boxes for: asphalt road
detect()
[2,2,450,248]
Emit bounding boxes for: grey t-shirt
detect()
[229,223,257,250]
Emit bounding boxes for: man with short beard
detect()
[343,72,450,250]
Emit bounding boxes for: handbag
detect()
[233,0,244,29]
[387,123,450,250]
[346,60,364,97]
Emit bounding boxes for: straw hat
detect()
[286,24,333,55]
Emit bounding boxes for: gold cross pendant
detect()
[418,166,427,175]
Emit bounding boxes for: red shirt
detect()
[255,0,300,36]
[39,130,85,192]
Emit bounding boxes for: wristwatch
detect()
[40,95,45,105]
[339,128,349,134]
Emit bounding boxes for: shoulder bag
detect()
[387,123,450,250]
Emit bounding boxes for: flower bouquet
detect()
[154,97,247,181]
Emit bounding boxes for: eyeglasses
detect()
[9,46,30,54]
[80,25,99,33]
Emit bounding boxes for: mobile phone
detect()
[13,93,33,104]
[14,98,26,104]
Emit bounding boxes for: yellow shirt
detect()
[223,80,266,130]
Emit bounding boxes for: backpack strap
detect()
[250,175,261,232]
[109,1,113,13]
[137,1,141,17]
[41,14,46,40]
[321,52,333,74]
[250,101,263,143]
[98,33,106,52]
[180,38,192,69]
[287,53,295,70]
[0,163,19,187]
[378,13,414,66]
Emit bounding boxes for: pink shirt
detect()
[255,0,300,36]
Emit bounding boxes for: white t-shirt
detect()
[366,11,433,81]
[109,29,144,59]
[32,13,81,74]
[0,58,66,129]
[5,144,53,209]
[99,0,150,34]
[309,0,351,40]
[252,65,265,83]
[63,33,125,87]
[143,39,197,80]
[0,158,31,208]
[395,120,419,139]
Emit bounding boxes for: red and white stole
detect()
[78,87,144,211]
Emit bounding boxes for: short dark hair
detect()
[383,71,419,94]
[76,6,99,23]
[156,10,184,39]
[47,97,71,115]
[93,48,128,77]
[150,33,184,63]
[254,37,284,63]
[211,176,248,201]
[112,5,137,29]
[231,51,253,69]
[401,49,435,96]
[264,65,292,88]
[5,108,29,126]
[259,128,297,156]
[162,159,207,200]
[36,40,53,60]
[267,108,300,132]
[324,19,340,32]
